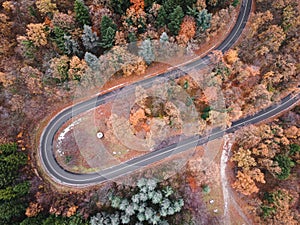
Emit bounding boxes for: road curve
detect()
[40,0,261,186]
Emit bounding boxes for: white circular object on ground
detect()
[97,132,104,139]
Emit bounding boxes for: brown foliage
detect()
[258,25,286,53]
[52,12,76,30]
[89,5,112,30]
[20,66,43,95]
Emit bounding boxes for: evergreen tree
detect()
[196,9,212,32]
[64,35,80,56]
[159,32,169,45]
[167,6,184,35]
[82,25,99,53]
[100,16,117,49]
[52,26,66,53]
[109,0,131,15]
[74,0,91,27]
[90,178,183,225]
[0,181,30,201]
[139,39,155,65]
[0,199,27,224]
[84,52,99,71]
[156,6,168,28]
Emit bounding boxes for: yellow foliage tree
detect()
[26,23,48,47]
[224,49,239,64]
[231,147,257,170]
[68,56,87,81]
[232,170,259,195]
[36,0,57,16]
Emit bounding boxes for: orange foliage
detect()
[26,23,48,47]
[187,176,197,192]
[26,202,43,217]
[224,49,239,64]
[130,0,145,11]
[177,16,196,45]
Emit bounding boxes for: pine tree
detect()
[100,16,117,49]
[196,9,212,32]
[109,0,131,14]
[159,32,169,45]
[74,0,91,27]
[84,52,99,71]
[156,6,167,28]
[52,26,66,53]
[139,39,155,65]
[82,25,99,52]
[64,35,80,56]
[100,27,116,49]
[167,6,184,35]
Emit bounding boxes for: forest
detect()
[0,0,299,224]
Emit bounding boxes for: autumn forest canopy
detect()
[0,0,299,224]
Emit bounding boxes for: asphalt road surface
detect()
[39,0,298,186]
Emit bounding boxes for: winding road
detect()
[39,0,299,186]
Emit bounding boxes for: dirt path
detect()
[221,135,252,225]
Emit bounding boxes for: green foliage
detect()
[20,213,48,225]
[52,26,66,53]
[128,32,137,43]
[74,0,91,27]
[0,142,17,155]
[156,6,168,28]
[274,154,295,180]
[20,214,88,225]
[100,16,117,49]
[138,39,155,65]
[82,25,99,53]
[0,199,27,224]
[0,181,30,201]
[196,9,212,32]
[289,143,300,156]
[109,0,130,15]
[21,40,36,59]
[201,106,211,120]
[202,184,211,193]
[261,205,275,218]
[0,143,29,224]
[90,178,184,225]
[232,0,239,7]
[0,143,27,188]
[168,6,184,36]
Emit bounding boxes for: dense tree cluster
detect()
[230,110,300,224]
[90,178,184,225]
[0,143,29,224]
